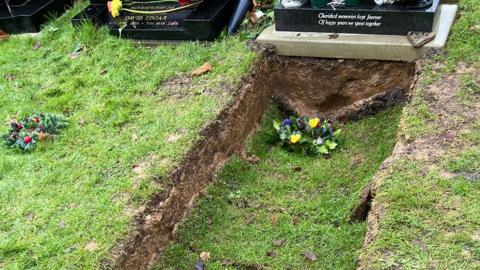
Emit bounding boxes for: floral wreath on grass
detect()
[2,113,68,152]
[273,116,341,155]
[108,0,203,18]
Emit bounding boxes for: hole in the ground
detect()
[110,52,415,270]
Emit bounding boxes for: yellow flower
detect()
[290,134,301,144]
[110,0,122,17]
[308,117,320,128]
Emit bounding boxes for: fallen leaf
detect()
[304,251,317,261]
[99,69,108,75]
[273,239,286,246]
[292,166,302,172]
[192,62,212,76]
[37,132,53,142]
[0,30,9,41]
[199,251,210,261]
[78,118,86,125]
[84,241,99,251]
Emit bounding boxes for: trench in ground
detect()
[112,55,415,269]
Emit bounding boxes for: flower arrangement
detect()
[273,116,341,155]
[2,113,68,152]
[108,0,202,18]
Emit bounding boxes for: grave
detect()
[72,0,236,41]
[0,0,74,33]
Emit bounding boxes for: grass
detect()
[156,106,402,269]
[0,2,256,269]
[359,0,480,268]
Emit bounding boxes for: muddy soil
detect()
[267,57,415,119]
[108,48,415,269]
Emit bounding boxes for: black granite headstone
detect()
[0,0,74,33]
[72,0,236,40]
[275,0,440,35]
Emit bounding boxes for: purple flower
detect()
[296,118,305,129]
[282,119,292,126]
[315,137,324,145]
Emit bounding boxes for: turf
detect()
[0,2,255,269]
[156,106,402,269]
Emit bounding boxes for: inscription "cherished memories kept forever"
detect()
[318,13,382,28]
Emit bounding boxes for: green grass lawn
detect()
[156,106,402,269]
[0,2,255,269]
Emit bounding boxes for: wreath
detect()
[2,113,68,152]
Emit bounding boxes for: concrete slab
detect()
[257,4,458,61]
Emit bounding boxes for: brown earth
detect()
[108,46,416,269]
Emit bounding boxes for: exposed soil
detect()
[108,46,416,269]
[268,57,415,121]
[355,61,480,269]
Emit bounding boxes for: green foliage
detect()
[444,0,480,69]
[1,113,68,152]
[273,116,341,155]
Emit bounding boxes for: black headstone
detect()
[274,0,440,35]
[72,0,236,40]
[0,0,74,33]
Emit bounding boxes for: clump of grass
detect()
[156,106,402,269]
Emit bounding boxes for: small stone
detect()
[304,251,317,261]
